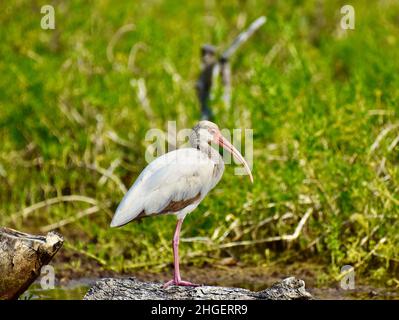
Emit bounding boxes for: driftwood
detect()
[0,227,63,300]
[196,16,266,120]
[84,276,312,300]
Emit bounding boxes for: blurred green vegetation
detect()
[1,0,398,287]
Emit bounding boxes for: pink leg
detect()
[163,219,200,288]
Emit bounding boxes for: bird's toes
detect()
[162,279,201,288]
[162,279,175,288]
[176,280,201,287]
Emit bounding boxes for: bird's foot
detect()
[163,279,200,288]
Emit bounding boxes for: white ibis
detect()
[110,120,253,287]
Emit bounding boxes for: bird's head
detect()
[191,120,253,183]
[192,120,220,144]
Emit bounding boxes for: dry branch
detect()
[196,16,266,120]
[0,227,63,300]
[221,16,267,61]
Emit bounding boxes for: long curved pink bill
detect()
[217,134,253,183]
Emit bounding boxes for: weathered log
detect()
[84,276,312,300]
[0,227,64,300]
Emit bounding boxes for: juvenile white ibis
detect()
[110,120,253,287]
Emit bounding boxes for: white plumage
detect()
[110,148,223,227]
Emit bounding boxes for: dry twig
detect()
[40,206,100,232]
[14,195,99,219]
[215,208,313,249]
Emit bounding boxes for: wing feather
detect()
[110,148,214,227]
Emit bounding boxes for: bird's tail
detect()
[110,197,144,227]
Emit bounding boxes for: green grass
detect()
[1,0,399,286]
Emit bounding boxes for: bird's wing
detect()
[110,148,215,227]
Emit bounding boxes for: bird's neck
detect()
[192,139,223,168]
[189,135,225,184]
